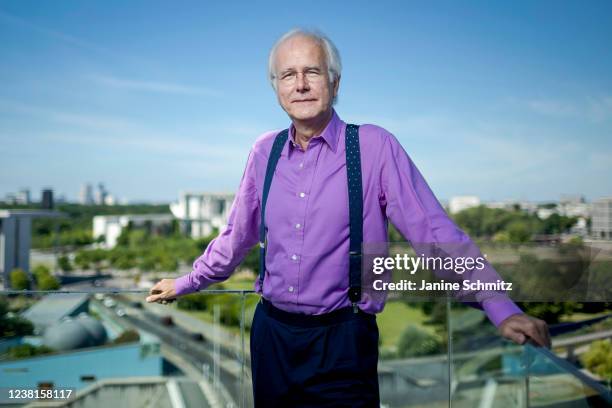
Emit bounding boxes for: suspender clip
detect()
[352,302,359,314]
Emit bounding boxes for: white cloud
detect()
[526,96,612,122]
[0,98,249,160]
[527,99,578,117]
[89,74,222,97]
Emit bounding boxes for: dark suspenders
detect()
[258,124,363,310]
[345,124,363,309]
[258,129,289,285]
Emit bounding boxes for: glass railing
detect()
[1,290,610,407]
[377,297,451,408]
[0,289,257,408]
[448,300,612,408]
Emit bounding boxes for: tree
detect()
[177,293,210,311]
[32,264,51,281]
[88,249,108,273]
[517,302,580,324]
[37,274,60,291]
[138,255,156,272]
[74,251,91,270]
[506,221,532,243]
[10,269,30,290]
[6,344,54,359]
[157,253,178,272]
[57,255,73,272]
[581,339,612,381]
[0,297,34,337]
[239,246,259,273]
[31,265,60,291]
[396,325,442,358]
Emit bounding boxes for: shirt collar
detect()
[282,109,343,156]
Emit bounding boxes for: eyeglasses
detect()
[275,69,326,86]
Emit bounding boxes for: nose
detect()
[295,72,310,93]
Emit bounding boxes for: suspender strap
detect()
[257,125,363,308]
[259,129,289,285]
[345,124,363,305]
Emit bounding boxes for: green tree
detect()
[397,325,442,358]
[581,339,612,380]
[506,221,532,243]
[157,253,178,272]
[74,251,91,270]
[88,249,108,273]
[32,264,50,281]
[240,246,259,273]
[0,297,34,337]
[57,255,73,272]
[6,344,54,359]
[177,293,211,311]
[138,255,156,272]
[10,269,30,290]
[37,274,60,291]
[517,302,581,324]
[541,213,578,234]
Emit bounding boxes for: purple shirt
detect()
[175,110,523,327]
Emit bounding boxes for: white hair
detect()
[268,28,342,103]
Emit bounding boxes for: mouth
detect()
[292,99,316,103]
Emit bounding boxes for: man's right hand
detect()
[146,278,178,304]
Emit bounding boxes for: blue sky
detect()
[1,0,611,203]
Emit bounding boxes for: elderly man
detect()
[147,29,550,406]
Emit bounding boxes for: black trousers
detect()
[250,298,380,407]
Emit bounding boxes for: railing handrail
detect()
[0,289,257,295]
[526,343,612,404]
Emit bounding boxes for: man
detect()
[147,29,550,406]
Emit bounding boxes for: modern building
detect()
[95,183,108,206]
[0,335,165,405]
[0,209,64,288]
[558,195,590,218]
[17,189,31,205]
[79,183,94,205]
[92,214,174,248]
[0,293,213,407]
[41,189,54,210]
[591,197,612,240]
[169,192,234,238]
[2,189,31,205]
[21,293,91,335]
[537,207,557,220]
[448,196,480,214]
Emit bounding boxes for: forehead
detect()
[274,35,326,71]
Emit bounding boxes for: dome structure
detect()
[43,315,107,351]
[77,313,108,344]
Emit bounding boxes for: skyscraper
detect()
[79,183,94,205]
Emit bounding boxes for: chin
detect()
[290,108,324,121]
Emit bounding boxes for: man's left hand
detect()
[498,314,551,348]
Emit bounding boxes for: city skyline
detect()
[1,1,611,202]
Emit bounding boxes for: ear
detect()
[332,75,341,98]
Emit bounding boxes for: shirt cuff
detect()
[482,296,524,328]
[174,273,199,296]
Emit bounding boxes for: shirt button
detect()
[291,254,298,261]
[288,286,294,293]
[299,162,304,168]
[295,223,301,229]
[299,192,305,198]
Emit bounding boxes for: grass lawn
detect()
[376,301,432,348]
[179,289,437,348]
